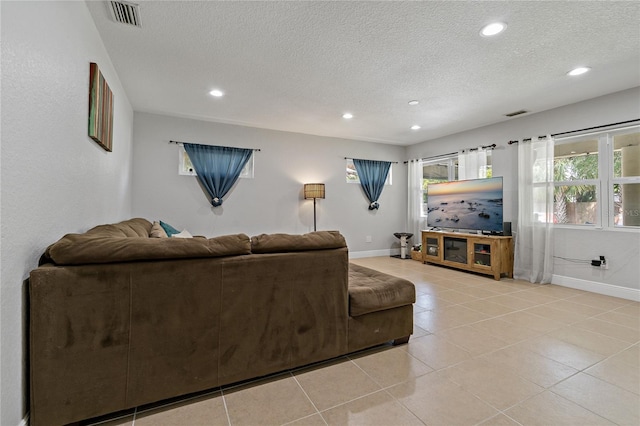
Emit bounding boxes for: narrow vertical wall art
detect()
[88,62,114,151]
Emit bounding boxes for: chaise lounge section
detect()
[29,218,415,425]
[348,263,416,352]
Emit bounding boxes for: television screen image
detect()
[426,177,504,233]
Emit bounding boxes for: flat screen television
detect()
[426,176,504,234]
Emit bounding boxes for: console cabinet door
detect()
[470,237,495,274]
[422,232,443,263]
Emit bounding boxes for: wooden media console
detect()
[421,230,513,280]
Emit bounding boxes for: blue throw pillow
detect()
[159,220,180,237]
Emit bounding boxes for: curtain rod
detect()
[169,140,261,151]
[464,143,496,152]
[507,118,640,145]
[404,143,497,163]
[344,157,399,164]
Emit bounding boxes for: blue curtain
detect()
[353,159,392,210]
[184,143,252,207]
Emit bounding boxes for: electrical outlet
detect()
[365,236,372,243]
[600,255,608,269]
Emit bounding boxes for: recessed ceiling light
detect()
[480,22,507,37]
[411,125,421,130]
[342,113,353,119]
[209,89,224,97]
[567,67,591,76]
[408,100,419,106]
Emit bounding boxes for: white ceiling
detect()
[87,1,640,146]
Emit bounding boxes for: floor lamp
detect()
[304,183,325,231]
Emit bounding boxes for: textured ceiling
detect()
[87,1,640,146]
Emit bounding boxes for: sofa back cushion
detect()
[251,231,346,254]
[44,233,251,265]
[85,218,153,238]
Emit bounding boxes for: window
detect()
[420,156,458,217]
[179,146,254,178]
[553,138,599,225]
[179,146,197,175]
[346,159,392,185]
[553,126,639,228]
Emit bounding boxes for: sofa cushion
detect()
[171,229,193,238]
[149,221,168,238]
[348,263,415,317]
[44,233,251,265]
[85,218,153,238]
[159,220,180,237]
[251,231,346,253]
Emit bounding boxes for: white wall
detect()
[407,87,640,293]
[0,2,134,424]
[132,112,407,254]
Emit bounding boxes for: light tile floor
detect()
[84,257,640,426]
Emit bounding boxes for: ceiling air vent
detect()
[504,110,529,117]
[109,1,141,27]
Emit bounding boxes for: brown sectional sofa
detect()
[29,219,415,426]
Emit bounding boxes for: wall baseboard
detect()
[18,413,29,426]
[552,274,640,302]
[349,248,400,259]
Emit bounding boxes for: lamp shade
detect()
[304,183,325,199]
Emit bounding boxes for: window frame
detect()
[345,158,392,185]
[419,151,493,218]
[552,125,640,231]
[419,155,458,218]
[608,127,640,229]
[552,135,603,227]
[178,146,254,179]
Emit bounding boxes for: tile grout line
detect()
[346,351,405,389]
[288,371,328,425]
[379,387,428,425]
[415,286,636,346]
[546,386,629,424]
[414,308,634,384]
[410,315,639,404]
[357,257,638,425]
[578,340,640,392]
[408,295,637,399]
[431,356,549,414]
[281,413,328,426]
[294,358,393,415]
[315,387,398,416]
[220,388,232,426]
[408,345,606,425]
[474,412,524,426]
[408,272,636,347]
